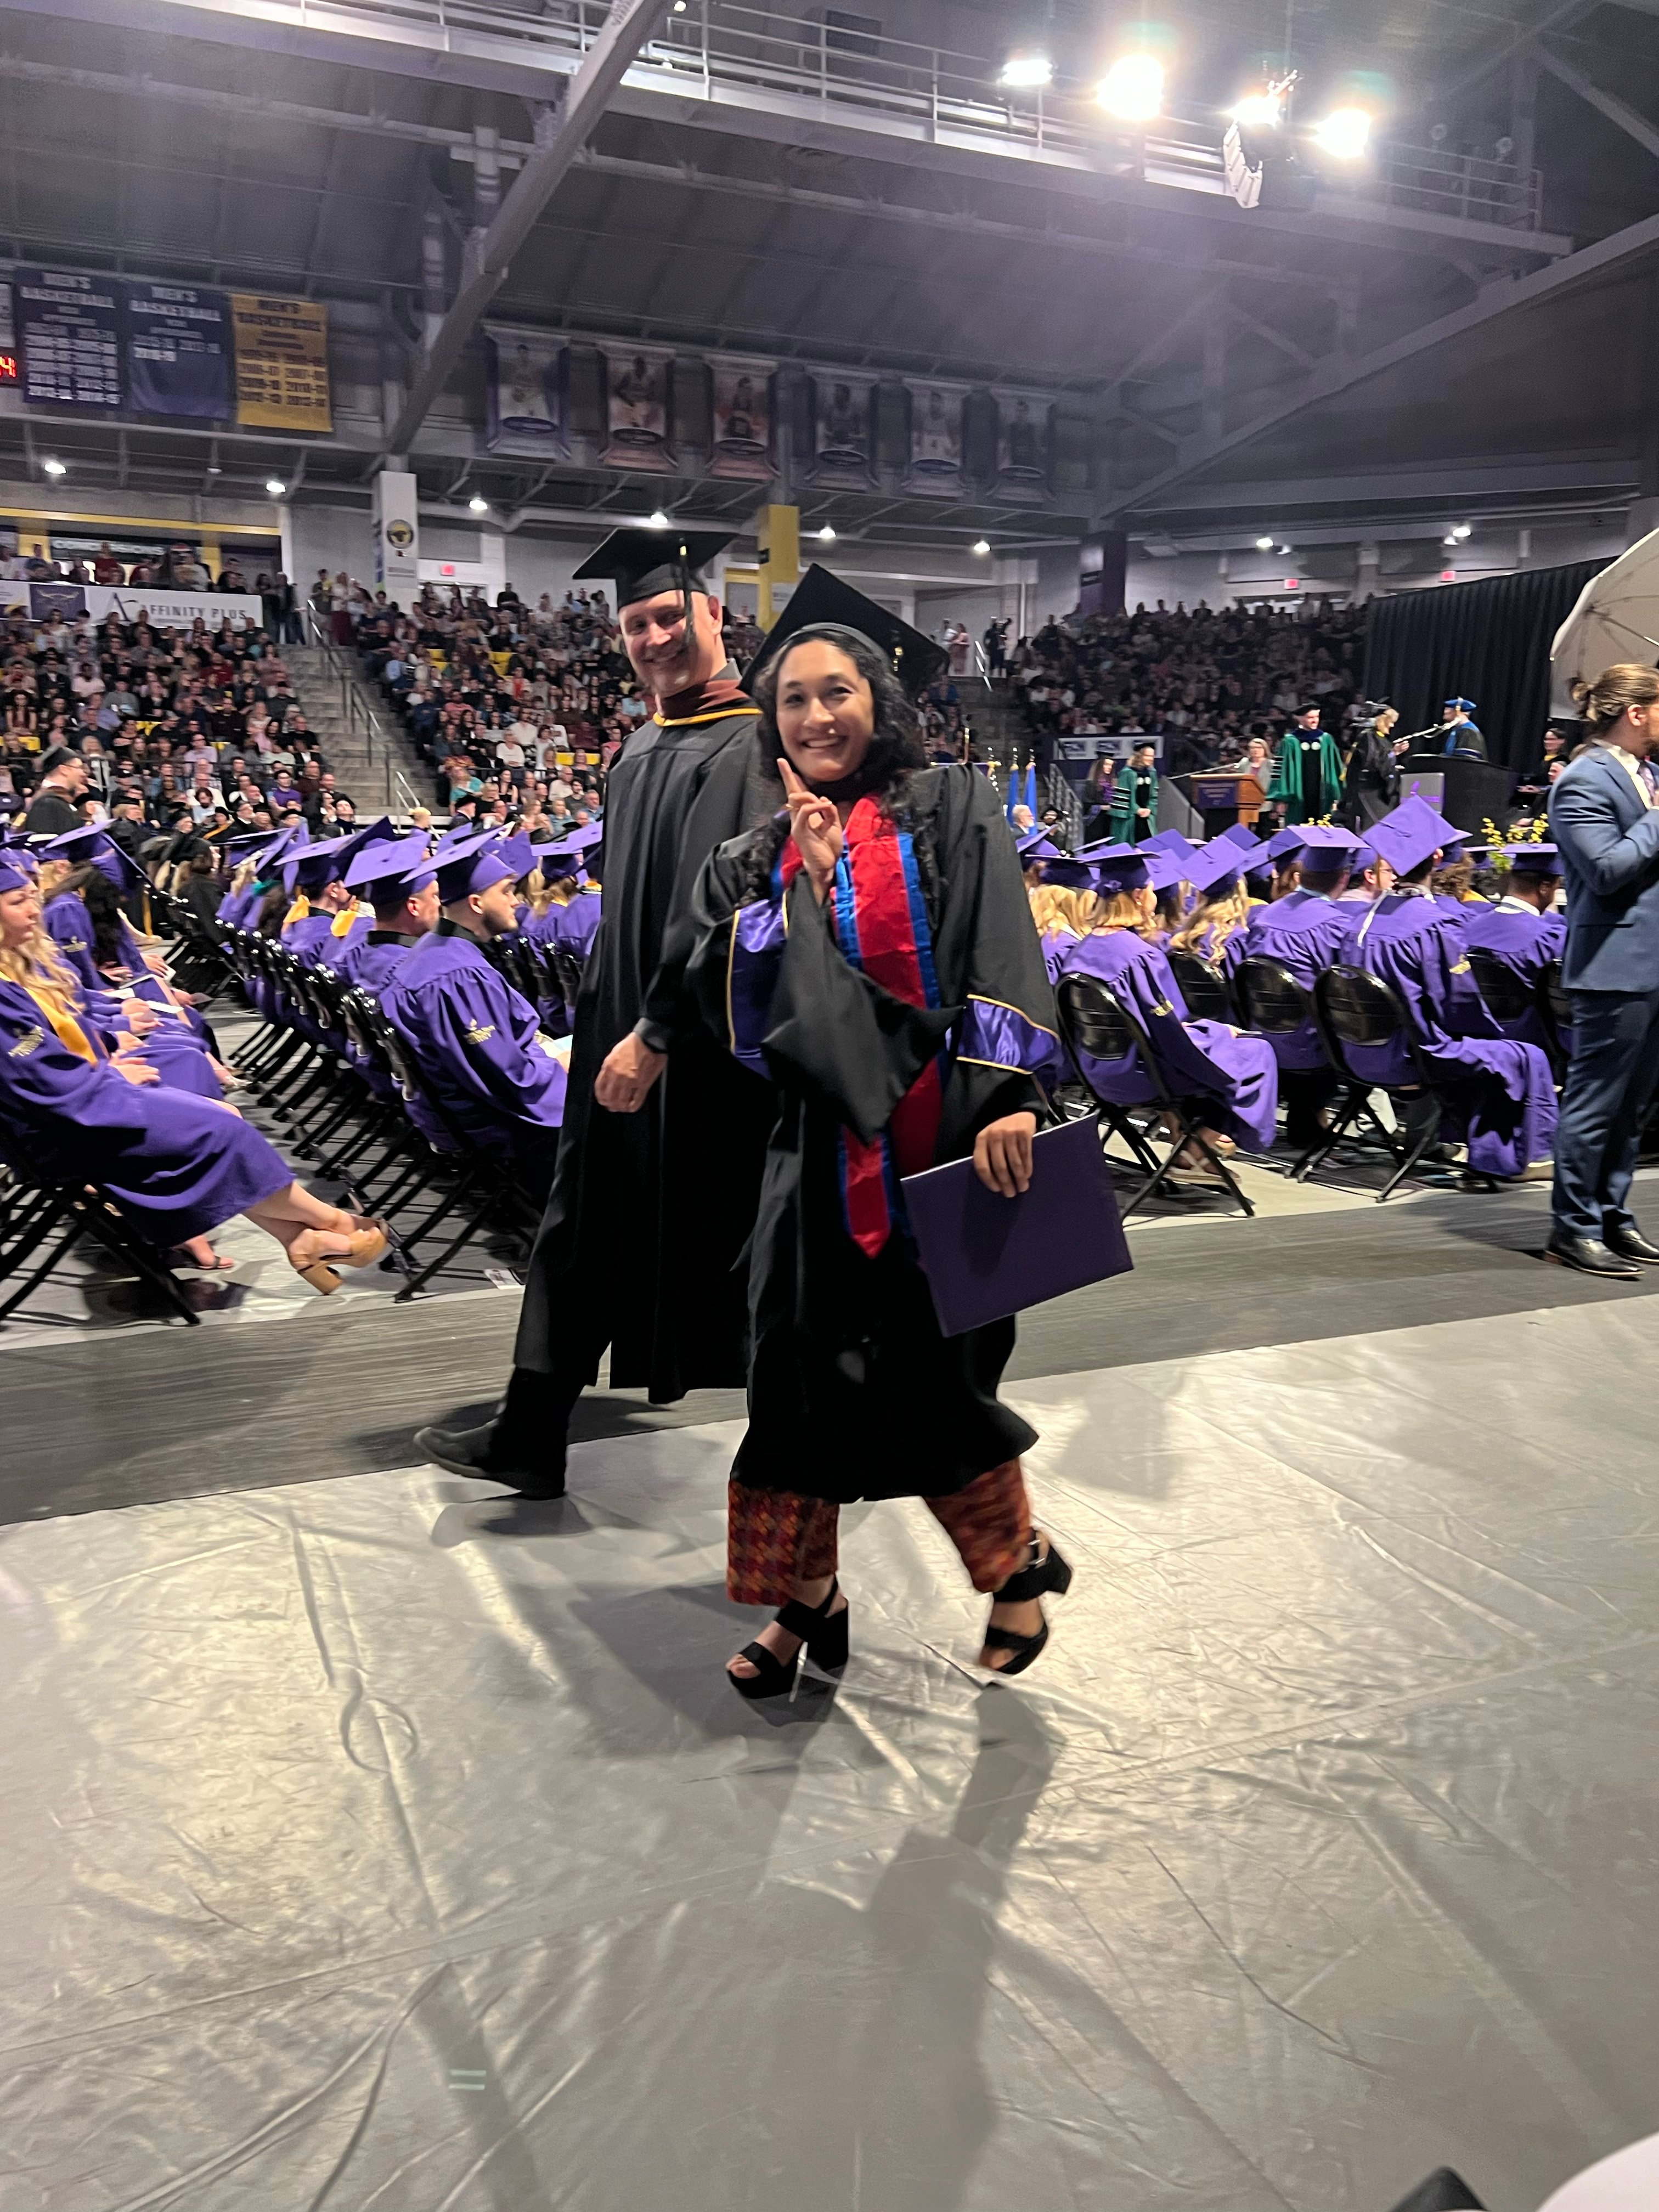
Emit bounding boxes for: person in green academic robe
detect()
[1105,740,1159,843]
[1268,704,1346,825]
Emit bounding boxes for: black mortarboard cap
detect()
[571,527,733,611]
[742,564,950,700]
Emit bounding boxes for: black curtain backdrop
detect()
[1361,560,1610,774]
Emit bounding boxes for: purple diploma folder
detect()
[899,1114,1133,1338]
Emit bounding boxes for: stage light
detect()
[42,456,66,478]
[1000,53,1052,89]
[1313,106,1372,159]
[647,509,669,529]
[1098,54,1163,123]
[972,539,992,557]
[468,494,489,514]
[1255,535,1274,550]
[266,478,286,497]
[816,524,836,543]
[1231,90,1283,129]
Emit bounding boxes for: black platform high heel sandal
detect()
[980,1534,1073,1678]
[727,1578,850,1701]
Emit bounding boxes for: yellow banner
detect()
[232,294,331,431]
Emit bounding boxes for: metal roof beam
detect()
[387,0,666,455]
[1097,207,1659,522]
[1536,44,1659,163]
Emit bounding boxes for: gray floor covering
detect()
[3,1297,1657,2211]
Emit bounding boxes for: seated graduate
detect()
[1332,837,1391,905]
[1262,825,1309,901]
[1026,854,1097,985]
[0,848,387,1288]
[683,575,1069,1691]
[1167,836,1263,977]
[1339,798,1558,1181]
[379,828,567,1167]
[1057,844,1279,1182]
[1238,824,1369,1147]
[1454,842,1566,1054]
[333,831,439,994]
[278,825,393,969]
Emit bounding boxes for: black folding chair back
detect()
[1166,950,1234,1023]
[1234,955,1316,1040]
[1466,949,1536,1026]
[1056,972,1254,1217]
[1308,964,1459,1202]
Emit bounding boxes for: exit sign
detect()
[1283,577,1300,591]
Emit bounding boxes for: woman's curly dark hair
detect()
[744,623,930,896]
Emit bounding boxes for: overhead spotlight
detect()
[672,1,686,10]
[1452,522,1472,540]
[1097,54,1163,123]
[971,538,992,557]
[469,494,489,514]
[1000,53,1053,89]
[816,524,837,543]
[1255,535,1274,550]
[1313,106,1372,159]
[647,509,669,529]
[1230,89,1283,129]
[42,456,66,478]
[266,478,287,497]
[1443,534,1458,548]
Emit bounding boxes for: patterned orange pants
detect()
[727,1459,1031,1607]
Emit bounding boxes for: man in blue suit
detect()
[1546,665,1659,1276]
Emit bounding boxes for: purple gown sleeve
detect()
[425,968,566,1129]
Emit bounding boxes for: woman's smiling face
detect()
[774,639,875,791]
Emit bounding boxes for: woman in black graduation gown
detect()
[685,611,1075,1695]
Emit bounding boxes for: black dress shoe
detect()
[1544,1231,1641,1280]
[1605,1226,1659,1264]
[414,1418,567,1496]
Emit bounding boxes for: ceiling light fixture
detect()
[1000,53,1053,89]
[1255,535,1274,550]
[647,509,669,529]
[1231,90,1283,129]
[1313,106,1373,159]
[816,524,837,543]
[972,538,992,557]
[266,478,287,496]
[1452,521,1472,540]
[1097,54,1163,123]
[42,456,66,478]
[469,494,489,514]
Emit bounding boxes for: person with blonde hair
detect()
[1545,662,1659,1275]
[0,847,387,1288]
[1167,840,1257,978]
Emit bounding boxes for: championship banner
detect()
[16,268,124,410]
[991,386,1053,495]
[600,342,674,471]
[905,379,968,495]
[808,371,877,487]
[231,295,331,431]
[127,283,233,421]
[708,354,774,480]
[484,328,567,450]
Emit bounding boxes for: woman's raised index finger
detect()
[777,756,806,797]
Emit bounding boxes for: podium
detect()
[1400,754,1513,836]
[1180,770,1268,837]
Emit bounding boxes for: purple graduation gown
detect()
[0,980,290,1241]
[1340,891,1557,1176]
[1057,929,1279,1148]
[1239,888,1353,1071]
[335,930,416,995]
[379,922,566,1155]
[1456,898,1567,1054]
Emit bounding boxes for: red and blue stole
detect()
[780,794,943,1258]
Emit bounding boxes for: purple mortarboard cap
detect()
[345,830,435,895]
[0,849,35,893]
[1037,854,1099,891]
[1016,828,1061,861]
[1143,849,1189,893]
[433,831,534,904]
[40,823,142,895]
[1216,822,1261,850]
[1348,842,1378,873]
[1265,826,1309,862]
[1088,843,1153,895]
[280,833,357,893]
[1143,828,1198,863]
[1294,825,1364,859]
[1370,808,1451,878]
[1184,842,1251,898]
[1503,842,1560,870]
[1395,793,1469,846]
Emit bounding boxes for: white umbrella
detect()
[1551,529,1659,712]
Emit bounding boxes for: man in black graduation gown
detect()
[415,529,779,1493]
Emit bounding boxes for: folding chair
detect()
[0,1127,202,1329]
[1056,972,1254,1218]
[1166,949,1236,1023]
[1235,954,1392,1182]
[1310,964,1468,1203]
